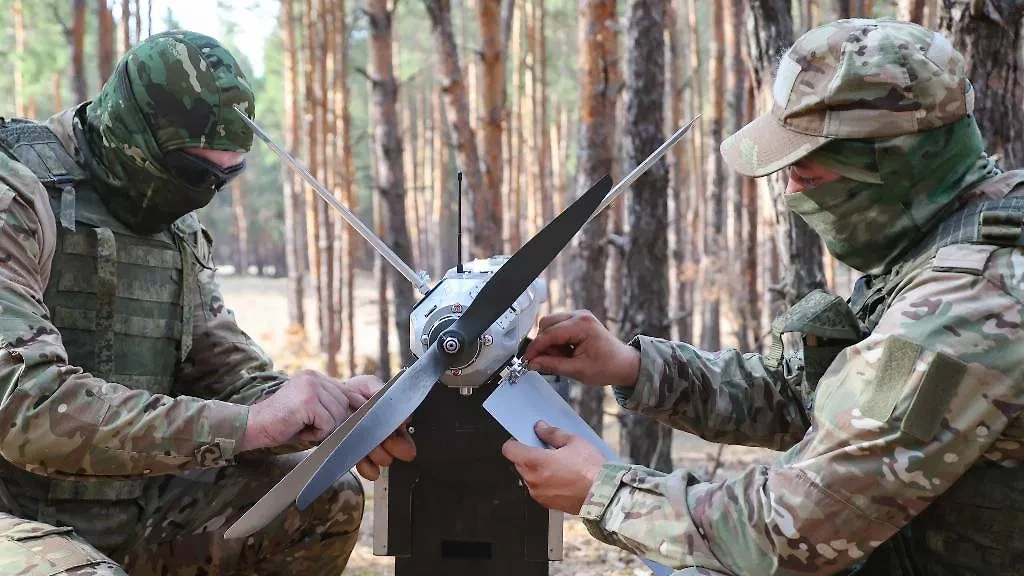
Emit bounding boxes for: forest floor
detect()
[218,273,778,575]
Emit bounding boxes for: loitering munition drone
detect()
[226,105,697,574]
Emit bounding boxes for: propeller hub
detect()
[440,333,462,354]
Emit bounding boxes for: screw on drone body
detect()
[420,335,429,347]
[407,425,415,434]
[481,334,493,346]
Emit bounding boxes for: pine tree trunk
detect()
[72,0,88,103]
[321,0,338,376]
[304,0,324,357]
[700,0,725,351]
[98,0,115,81]
[570,0,618,436]
[897,0,926,23]
[231,171,250,275]
[281,0,306,332]
[509,0,524,250]
[121,0,131,53]
[746,0,826,314]
[478,0,505,254]
[13,0,25,117]
[333,0,352,375]
[940,0,1024,170]
[423,0,492,260]
[619,0,672,473]
[133,0,141,42]
[366,0,416,367]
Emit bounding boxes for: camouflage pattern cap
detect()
[118,29,255,153]
[721,18,974,177]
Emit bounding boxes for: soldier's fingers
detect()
[534,421,573,448]
[523,322,583,363]
[500,439,542,467]
[366,446,394,468]
[381,428,417,462]
[537,311,576,332]
[356,457,380,481]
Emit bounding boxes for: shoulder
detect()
[875,244,1023,376]
[0,151,56,246]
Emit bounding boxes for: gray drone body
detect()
[409,256,546,391]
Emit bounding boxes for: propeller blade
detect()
[297,175,610,511]
[296,346,447,510]
[223,367,406,539]
[442,174,612,349]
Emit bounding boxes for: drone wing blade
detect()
[294,346,447,510]
[223,359,424,538]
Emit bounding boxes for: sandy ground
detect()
[218,273,778,575]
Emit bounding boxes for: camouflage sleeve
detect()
[0,158,248,478]
[580,250,1024,575]
[611,336,809,450]
[173,222,289,407]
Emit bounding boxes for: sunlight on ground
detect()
[219,274,777,574]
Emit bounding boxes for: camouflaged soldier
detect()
[504,18,1024,576]
[0,31,415,575]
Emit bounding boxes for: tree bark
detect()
[423,0,492,260]
[121,0,131,53]
[898,0,926,22]
[321,0,338,376]
[700,0,725,351]
[13,0,25,117]
[280,0,306,332]
[231,171,250,275]
[746,0,826,315]
[478,0,506,256]
[98,0,115,81]
[367,0,416,367]
[303,0,324,359]
[939,0,1024,170]
[570,0,618,436]
[619,0,673,474]
[72,0,88,103]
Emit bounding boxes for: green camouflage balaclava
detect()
[77,30,255,235]
[720,18,995,275]
[785,117,998,274]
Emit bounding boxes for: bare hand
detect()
[242,371,416,480]
[522,310,641,387]
[501,421,607,515]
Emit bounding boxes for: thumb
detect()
[535,421,573,448]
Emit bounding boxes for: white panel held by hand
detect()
[483,369,674,576]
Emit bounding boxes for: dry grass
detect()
[218,273,778,574]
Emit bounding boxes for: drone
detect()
[225,105,696,574]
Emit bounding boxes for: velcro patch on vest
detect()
[859,336,922,423]
[901,351,966,442]
[931,244,998,275]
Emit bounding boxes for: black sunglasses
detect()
[164,149,246,190]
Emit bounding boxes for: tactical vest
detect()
[0,118,208,507]
[766,171,1024,576]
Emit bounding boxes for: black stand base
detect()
[382,377,552,576]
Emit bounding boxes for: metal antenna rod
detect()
[235,106,431,294]
[457,171,464,273]
[586,114,701,227]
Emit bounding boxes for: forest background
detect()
[2,0,1023,573]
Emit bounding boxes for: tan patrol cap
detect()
[720,18,974,177]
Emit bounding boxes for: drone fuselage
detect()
[409,256,546,391]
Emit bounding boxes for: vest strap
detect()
[93,228,116,380]
[177,236,195,361]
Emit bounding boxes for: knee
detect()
[319,470,365,535]
[0,513,129,576]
